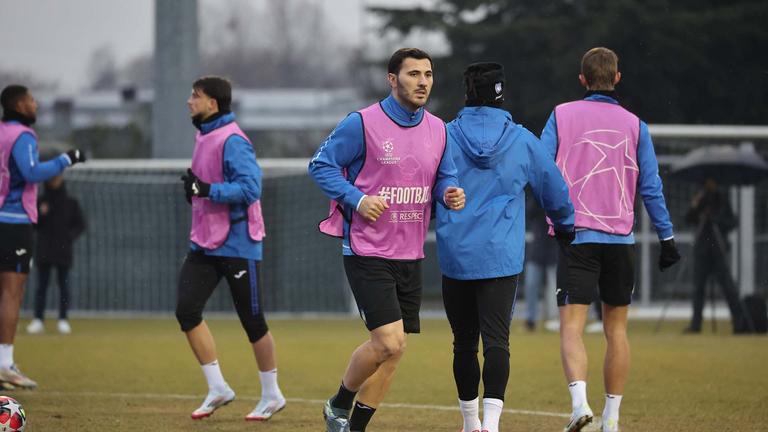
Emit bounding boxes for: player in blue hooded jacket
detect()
[435,63,575,432]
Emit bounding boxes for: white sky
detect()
[0,0,437,94]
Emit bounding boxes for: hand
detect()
[659,238,681,271]
[66,149,86,166]
[39,202,50,216]
[180,169,211,203]
[444,187,465,210]
[357,195,389,222]
[554,228,575,248]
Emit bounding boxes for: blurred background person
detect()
[523,202,559,332]
[684,178,742,333]
[26,174,86,335]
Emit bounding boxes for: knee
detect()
[603,324,628,342]
[244,315,269,343]
[175,304,203,333]
[372,335,406,362]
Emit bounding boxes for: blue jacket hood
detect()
[448,106,519,169]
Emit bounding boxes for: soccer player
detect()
[435,63,574,432]
[176,76,285,421]
[0,84,86,389]
[309,48,465,432]
[541,48,681,432]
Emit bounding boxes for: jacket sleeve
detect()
[526,133,574,231]
[432,139,460,208]
[637,121,674,240]
[308,113,366,209]
[539,111,559,160]
[208,135,261,205]
[12,133,70,183]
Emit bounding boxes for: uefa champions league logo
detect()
[377,139,400,165]
[382,139,394,155]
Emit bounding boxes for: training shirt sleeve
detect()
[637,121,674,240]
[208,135,261,205]
[526,133,574,231]
[308,113,366,209]
[12,133,70,183]
[433,140,460,207]
[539,111,559,160]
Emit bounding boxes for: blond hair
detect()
[581,47,618,89]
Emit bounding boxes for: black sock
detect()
[349,401,376,431]
[331,382,357,411]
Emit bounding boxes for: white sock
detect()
[603,394,622,422]
[481,398,504,432]
[201,360,227,393]
[458,398,481,432]
[0,344,13,369]
[259,368,283,399]
[568,380,588,410]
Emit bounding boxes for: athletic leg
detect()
[477,275,518,432]
[443,275,481,432]
[33,264,51,321]
[175,252,233,419]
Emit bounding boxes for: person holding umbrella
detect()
[670,144,768,333]
[684,179,742,333]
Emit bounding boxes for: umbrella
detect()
[670,145,768,186]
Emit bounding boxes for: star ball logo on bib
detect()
[377,138,400,165]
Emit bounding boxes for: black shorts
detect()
[556,243,635,307]
[343,255,422,333]
[0,223,33,274]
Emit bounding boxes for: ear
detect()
[387,72,398,90]
[208,97,219,113]
[578,74,589,89]
[614,71,621,86]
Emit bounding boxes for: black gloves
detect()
[554,228,575,248]
[66,149,86,166]
[659,238,681,271]
[181,168,211,204]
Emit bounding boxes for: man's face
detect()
[187,87,217,119]
[15,92,38,121]
[389,57,433,111]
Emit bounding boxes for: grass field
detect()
[7,317,768,431]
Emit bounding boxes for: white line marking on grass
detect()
[44,391,570,419]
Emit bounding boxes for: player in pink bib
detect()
[310,48,465,432]
[544,48,681,432]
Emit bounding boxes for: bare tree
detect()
[200,0,356,88]
[89,45,118,90]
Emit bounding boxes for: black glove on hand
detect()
[659,238,681,272]
[554,228,576,249]
[66,149,86,166]
[181,169,211,203]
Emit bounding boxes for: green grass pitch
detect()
[8,317,768,431]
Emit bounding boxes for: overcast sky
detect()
[0,0,428,94]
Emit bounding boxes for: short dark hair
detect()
[1,85,29,114]
[387,48,433,74]
[192,76,232,113]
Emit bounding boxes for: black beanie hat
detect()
[463,62,505,107]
